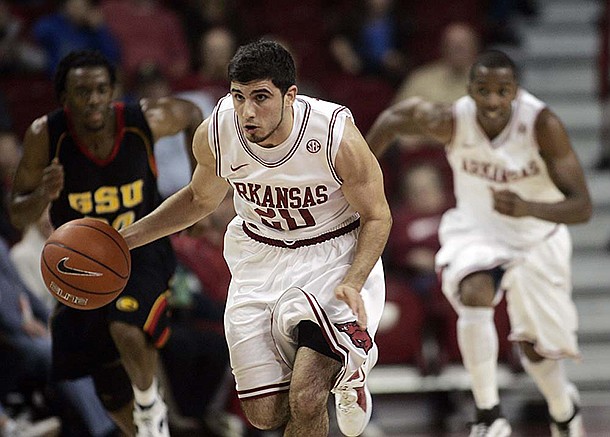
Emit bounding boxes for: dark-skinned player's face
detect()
[468,66,518,135]
[230,79,296,147]
[63,66,114,132]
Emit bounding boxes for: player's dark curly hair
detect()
[469,49,519,81]
[53,50,117,101]
[228,39,296,95]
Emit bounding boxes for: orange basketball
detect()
[41,218,131,310]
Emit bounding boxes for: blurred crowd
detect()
[6,0,597,436]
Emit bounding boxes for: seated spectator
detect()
[32,0,120,77]
[174,26,236,104]
[100,0,191,88]
[0,132,22,245]
[0,235,117,437]
[393,22,480,104]
[171,0,240,71]
[9,207,54,310]
[0,0,45,74]
[384,161,455,372]
[328,0,412,83]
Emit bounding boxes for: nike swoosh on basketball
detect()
[230,163,249,171]
[56,257,103,277]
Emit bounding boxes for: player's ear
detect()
[284,85,297,107]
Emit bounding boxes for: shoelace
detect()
[336,388,358,414]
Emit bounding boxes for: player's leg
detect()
[240,392,290,431]
[518,343,584,436]
[91,362,136,436]
[458,269,511,436]
[109,321,168,436]
[508,225,584,436]
[285,346,341,436]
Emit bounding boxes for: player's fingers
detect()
[356,302,368,330]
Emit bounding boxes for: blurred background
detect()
[1,0,609,436]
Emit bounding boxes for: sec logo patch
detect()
[116,296,139,312]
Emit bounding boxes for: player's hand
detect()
[335,284,367,329]
[491,187,529,217]
[41,158,64,201]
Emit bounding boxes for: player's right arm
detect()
[366,97,454,158]
[120,118,229,250]
[9,116,64,230]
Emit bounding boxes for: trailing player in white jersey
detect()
[367,50,592,437]
[121,39,392,436]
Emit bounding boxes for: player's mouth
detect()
[243,124,259,135]
[87,110,104,124]
[481,108,504,120]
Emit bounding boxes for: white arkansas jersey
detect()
[446,89,565,247]
[208,94,358,241]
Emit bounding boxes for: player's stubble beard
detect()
[251,100,286,147]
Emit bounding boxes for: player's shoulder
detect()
[297,94,353,120]
[212,93,235,114]
[516,88,546,110]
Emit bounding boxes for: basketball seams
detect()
[41,217,132,309]
[69,222,130,269]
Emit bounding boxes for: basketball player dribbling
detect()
[9,50,203,436]
[120,39,392,436]
[367,50,592,437]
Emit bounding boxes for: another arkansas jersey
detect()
[446,89,565,247]
[208,95,359,241]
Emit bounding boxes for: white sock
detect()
[133,378,158,407]
[520,357,574,422]
[458,306,499,410]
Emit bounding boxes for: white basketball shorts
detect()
[223,217,385,400]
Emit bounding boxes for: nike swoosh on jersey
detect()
[230,163,249,171]
[56,257,103,277]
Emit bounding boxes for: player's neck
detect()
[75,116,117,159]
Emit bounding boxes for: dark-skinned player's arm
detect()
[334,118,393,329]
[366,97,454,158]
[10,116,64,230]
[141,96,204,172]
[491,108,592,224]
[120,118,229,250]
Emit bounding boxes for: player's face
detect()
[468,66,518,136]
[63,66,114,132]
[230,79,297,147]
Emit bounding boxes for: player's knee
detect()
[459,271,497,307]
[92,363,134,412]
[241,398,289,430]
[289,386,328,423]
[109,321,147,351]
[519,341,544,363]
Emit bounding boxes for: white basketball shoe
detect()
[550,384,586,437]
[333,384,372,436]
[469,405,511,437]
[134,397,170,437]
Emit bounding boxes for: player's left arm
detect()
[335,118,393,328]
[141,97,204,170]
[492,108,592,224]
